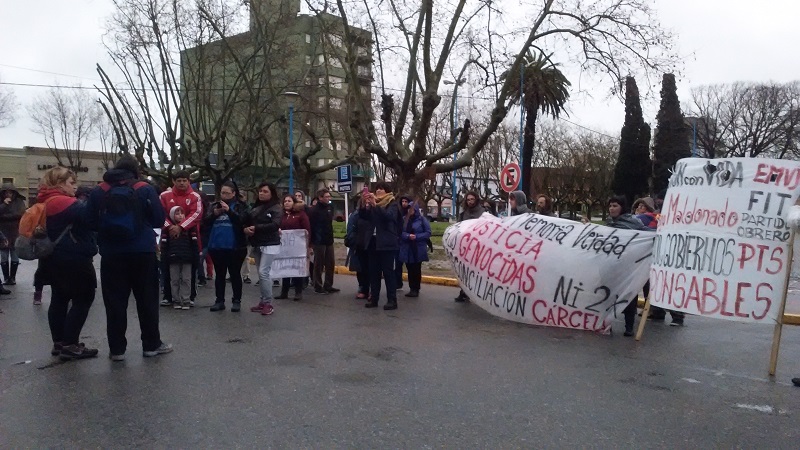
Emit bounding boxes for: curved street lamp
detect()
[282,91,301,194]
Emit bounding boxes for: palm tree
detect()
[505,51,571,201]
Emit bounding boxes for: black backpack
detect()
[99,180,144,241]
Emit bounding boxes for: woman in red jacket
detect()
[276,195,310,301]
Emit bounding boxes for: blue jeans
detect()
[258,248,277,302]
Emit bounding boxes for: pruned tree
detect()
[308,0,677,196]
[0,76,17,128]
[652,73,690,194]
[27,86,103,169]
[611,76,650,202]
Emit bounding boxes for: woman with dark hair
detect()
[205,181,250,312]
[345,196,373,299]
[276,194,310,301]
[38,167,99,360]
[398,197,432,298]
[605,194,652,336]
[360,181,402,310]
[243,181,282,316]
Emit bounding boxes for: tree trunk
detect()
[521,109,539,202]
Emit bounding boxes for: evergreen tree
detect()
[652,73,691,194]
[611,76,651,204]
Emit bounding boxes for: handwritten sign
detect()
[271,229,309,278]
[443,213,654,332]
[650,158,800,323]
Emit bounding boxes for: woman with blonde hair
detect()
[39,167,99,360]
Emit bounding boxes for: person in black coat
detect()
[308,188,339,294]
[242,181,282,316]
[360,182,402,310]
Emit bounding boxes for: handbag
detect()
[15,225,73,260]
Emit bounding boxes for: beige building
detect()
[0,146,111,204]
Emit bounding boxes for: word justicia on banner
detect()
[651,157,800,324]
[443,213,654,332]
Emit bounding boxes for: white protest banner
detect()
[443,213,654,332]
[650,157,800,323]
[270,229,309,279]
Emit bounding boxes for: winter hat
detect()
[634,197,655,212]
[115,154,140,177]
[169,206,184,223]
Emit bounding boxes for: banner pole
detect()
[635,292,651,341]
[768,229,795,376]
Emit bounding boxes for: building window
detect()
[1,177,13,184]
[305,55,311,65]
[357,66,370,78]
[305,141,311,148]
[305,34,311,44]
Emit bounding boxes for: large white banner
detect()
[270,229,309,279]
[650,157,800,323]
[443,214,655,332]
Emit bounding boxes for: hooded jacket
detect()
[280,201,311,233]
[87,168,165,255]
[0,183,26,243]
[38,186,97,261]
[243,200,282,247]
[510,190,532,216]
[160,183,204,235]
[399,202,432,264]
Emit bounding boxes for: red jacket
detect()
[160,185,204,233]
[280,202,311,233]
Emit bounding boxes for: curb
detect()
[334,266,800,325]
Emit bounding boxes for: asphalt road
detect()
[1,261,799,448]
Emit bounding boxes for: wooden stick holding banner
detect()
[768,229,795,376]
[635,294,651,341]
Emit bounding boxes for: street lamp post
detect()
[444,77,466,221]
[282,91,300,194]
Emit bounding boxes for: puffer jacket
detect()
[243,200,282,247]
[606,213,651,231]
[0,183,26,244]
[38,186,98,262]
[160,226,198,264]
[399,203,432,264]
[308,201,335,245]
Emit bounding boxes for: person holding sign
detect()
[360,182,402,310]
[205,181,250,312]
[243,181,282,316]
[275,195,310,301]
[605,195,652,336]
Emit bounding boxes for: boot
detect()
[0,285,9,295]
[0,262,8,284]
[293,288,303,301]
[33,290,43,304]
[383,300,398,311]
[209,302,226,312]
[364,295,378,308]
[6,262,18,285]
[623,312,635,337]
[275,285,290,300]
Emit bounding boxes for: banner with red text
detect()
[650,157,800,323]
[443,214,655,332]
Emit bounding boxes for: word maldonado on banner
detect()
[443,214,654,332]
[650,158,800,323]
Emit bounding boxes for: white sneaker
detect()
[143,343,174,357]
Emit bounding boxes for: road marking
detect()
[735,404,774,414]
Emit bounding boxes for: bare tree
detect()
[27,87,102,169]
[0,76,17,128]
[306,0,677,196]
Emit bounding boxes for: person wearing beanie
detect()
[161,206,198,310]
[87,153,173,360]
[633,197,658,229]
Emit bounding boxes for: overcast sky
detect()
[0,0,798,150]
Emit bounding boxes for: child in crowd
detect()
[161,206,198,310]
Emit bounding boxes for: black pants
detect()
[406,262,422,291]
[370,248,397,303]
[355,248,371,294]
[102,253,162,355]
[162,254,197,301]
[395,255,404,288]
[47,258,96,345]
[312,244,335,290]
[281,277,304,293]
[209,248,247,303]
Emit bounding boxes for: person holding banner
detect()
[535,194,555,217]
[243,181,282,316]
[455,192,485,302]
[605,195,653,336]
[360,182,402,310]
[205,181,250,312]
[275,195,310,301]
[509,191,531,216]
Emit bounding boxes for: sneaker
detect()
[109,354,125,362]
[160,299,172,307]
[623,329,634,337]
[250,303,265,312]
[0,286,9,295]
[405,290,419,298]
[231,302,241,312]
[198,279,207,287]
[792,377,800,387]
[189,301,195,307]
[143,343,173,357]
[33,291,43,305]
[210,302,226,312]
[324,287,341,293]
[60,343,99,361]
[173,303,182,310]
[356,292,367,299]
[51,342,64,356]
[261,303,274,315]
[243,276,252,284]
[4,278,16,286]
[181,303,190,310]
[314,288,329,295]
[670,319,684,327]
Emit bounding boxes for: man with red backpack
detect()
[159,170,204,307]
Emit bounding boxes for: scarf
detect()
[375,192,395,208]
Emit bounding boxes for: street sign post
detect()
[500,162,521,216]
[337,165,353,225]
